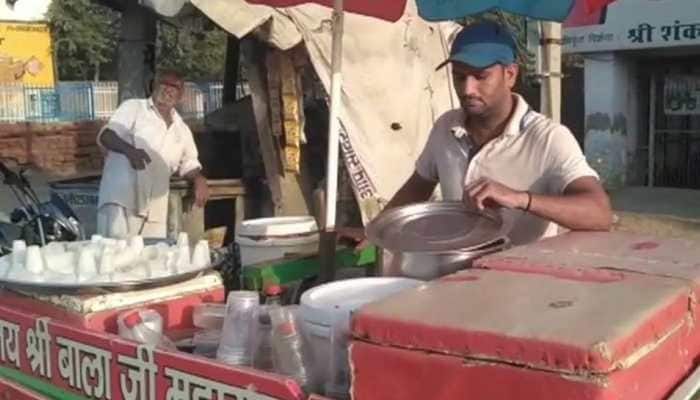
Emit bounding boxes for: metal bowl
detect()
[381,238,510,280]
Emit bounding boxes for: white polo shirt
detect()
[97,98,201,224]
[416,94,598,245]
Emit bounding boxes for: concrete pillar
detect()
[583,53,641,189]
[117,1,157,102]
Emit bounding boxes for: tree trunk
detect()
[117,0,157,102]
[93,62,100,82]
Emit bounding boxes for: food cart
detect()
[0,235,375,400]
[1,228,700,400]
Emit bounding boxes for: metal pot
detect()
[380,237,510,280]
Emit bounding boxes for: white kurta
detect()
[96,98,201,238]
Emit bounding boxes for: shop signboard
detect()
[563,0,700,53]
[0,22,55,85]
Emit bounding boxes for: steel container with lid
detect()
[366,202,510,280]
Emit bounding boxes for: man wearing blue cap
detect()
[345,21,612,246]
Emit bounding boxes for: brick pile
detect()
[0,121,106,175]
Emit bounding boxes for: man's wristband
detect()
[522,191,532,212]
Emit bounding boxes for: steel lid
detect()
[366,202,504,253]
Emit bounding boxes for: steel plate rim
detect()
[366,201,506,253]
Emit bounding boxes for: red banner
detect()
[584,0,618,14]
[244,0,406,22]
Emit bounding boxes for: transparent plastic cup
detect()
[217,291,260,366]
[192,303,225,330]
[270,305,315,391]
[326,310,352,399]
[193,330,221,358]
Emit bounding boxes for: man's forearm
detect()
[528,192,612,231]
[383,173,436,212]
[183,168,204,182]
[99,129,136,156]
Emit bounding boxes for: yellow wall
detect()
[0,22,54,85]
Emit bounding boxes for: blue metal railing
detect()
[0,80,241,123]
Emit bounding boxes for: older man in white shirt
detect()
[96,71,209,239]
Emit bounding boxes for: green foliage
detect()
[156,15,227,81]
[46,0,119,81]
[47,1,227,82]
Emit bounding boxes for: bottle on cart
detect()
[253,285,283,371]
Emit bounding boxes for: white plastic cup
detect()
[129,236,145,255]
[191,240,211,269]
[25,245,44,274]
[177,232,189,248]
[174,245,190,272]
[100,248,116,274]
[77,247,98,281]
[217,291,260,366]
[11,240,26,269]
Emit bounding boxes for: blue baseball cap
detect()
[437,21,518,70]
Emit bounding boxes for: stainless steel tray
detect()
[366,201,506,253]
[0,265,214,295]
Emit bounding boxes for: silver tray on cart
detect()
[0,239,216,295]
[0,265,214,295]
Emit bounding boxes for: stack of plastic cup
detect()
[325,310,352,399]
[216,291,260,366]
[270,305,314,391]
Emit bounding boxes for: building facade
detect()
[564,0,700,189]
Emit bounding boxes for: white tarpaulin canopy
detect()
[191,0,459,222]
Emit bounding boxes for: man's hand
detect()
[337,227,370,251]
[125,148,151,171]
[463,177,528,211]
[193,175,209,208]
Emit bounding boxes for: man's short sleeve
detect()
[546,125,599,194]
[415,122,445,183]
[97,99,140,148]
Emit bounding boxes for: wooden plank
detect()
[243,40,285,213]
[242,40,312,217]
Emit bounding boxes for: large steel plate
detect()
[366,202,505,253]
